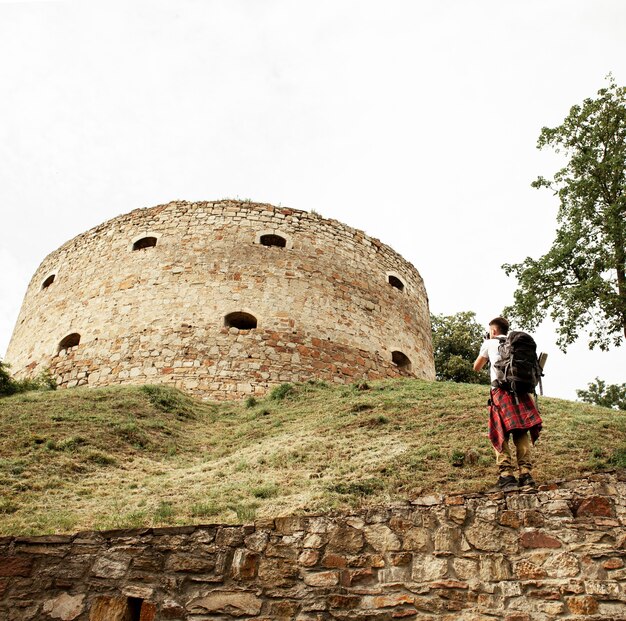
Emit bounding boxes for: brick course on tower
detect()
[5,200,435,399]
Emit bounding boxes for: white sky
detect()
[0,0,624,400]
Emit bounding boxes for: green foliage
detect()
[230,502,258,522]
[431,311,490,384]
[0,360,13,396]
[250,483,279,499]
[191,500,221,518]
[577,377,626,410]
[244,396,257,408]
[140,384,195,419]
[330,478,385,496]
[0,360,57,397]
[609,447,626,467]
[269,383,294,401]
[503,76,626,351]
[154,500,175,522]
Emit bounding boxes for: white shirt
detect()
[479,337,504,383]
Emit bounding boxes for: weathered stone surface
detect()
[452,558,478,581]
[479,554,512,581]
[361,593,416,609]
[302,570,339,587]
[138,602,156,621]
[567,595,599,614]
[363,524,401,553]
[464,521,504,551]
[42,593,85,620]
[0,556,33,577]
[519,530,562,549]
[88,596,130,621]
[575,496,613,518]
[543,552,580,578]
[514,559,547,580]
[165,553,215,573]
[161,599,185,619]
[412,555,448,581]
[257,557,298,585]
[2,473,626,621]
[187,591,263,616]
[327,525,364,554]
[231,549,259,579]
[90,555,130,579]
[401,527,430,552]
[7,200,435,402]
[298,549,319,567]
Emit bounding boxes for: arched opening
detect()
[41,274,55,290]
[132,236,157,251]
[224,312,257,330]
[388,275,405,291]
[392,350,411,371]
[260,234,287,248]
[58,333,81,353]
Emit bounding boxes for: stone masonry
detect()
[1,472,625,620]
[5,200,435,400]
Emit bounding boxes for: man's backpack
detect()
[493,331,544,400]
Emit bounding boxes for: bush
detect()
[0,360,57,397]
[269,383,294,401]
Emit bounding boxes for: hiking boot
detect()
[518,473,536,488]
[497,475,518,490]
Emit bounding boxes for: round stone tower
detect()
[6,200,435,399]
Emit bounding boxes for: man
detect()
[473,317,542,490]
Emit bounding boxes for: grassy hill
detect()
[1,378,625,536]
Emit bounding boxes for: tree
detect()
[577,377,626,410]
[431,311,490,384]
[503,76,626,351]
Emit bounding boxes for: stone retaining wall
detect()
[1,473,625,620]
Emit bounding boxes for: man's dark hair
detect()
[489,316,510,335]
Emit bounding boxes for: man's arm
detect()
[473,355,488,372]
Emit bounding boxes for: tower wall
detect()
[6,201,435,399]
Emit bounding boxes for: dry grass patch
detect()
[1,379,625,535]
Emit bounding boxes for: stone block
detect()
[164,553,216,573]
[88,596,130,621]
[328,525,364,554]
[364,524,402,553]
[187,591,263,616]
[479,554,512,581]
[401,527,430,552]
[412,555,448,581]
[302,570,339,587]
[231,549,259,579]
[543,552,580,578]
[42,593,85,620]
[519,530,562,549]
[567,595,599,615]
[0,556,33,577]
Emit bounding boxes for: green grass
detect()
[0,379,625,535]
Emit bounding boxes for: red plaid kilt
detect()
[488,388,543,453]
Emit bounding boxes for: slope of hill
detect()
[1,379,625,535]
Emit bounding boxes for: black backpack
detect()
[493,331,544,399]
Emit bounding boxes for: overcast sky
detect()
[0,0,624,400]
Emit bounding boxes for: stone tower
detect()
[6,201,435,399]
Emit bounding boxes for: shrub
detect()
[269,383,294,401]
[0,360,56,397]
